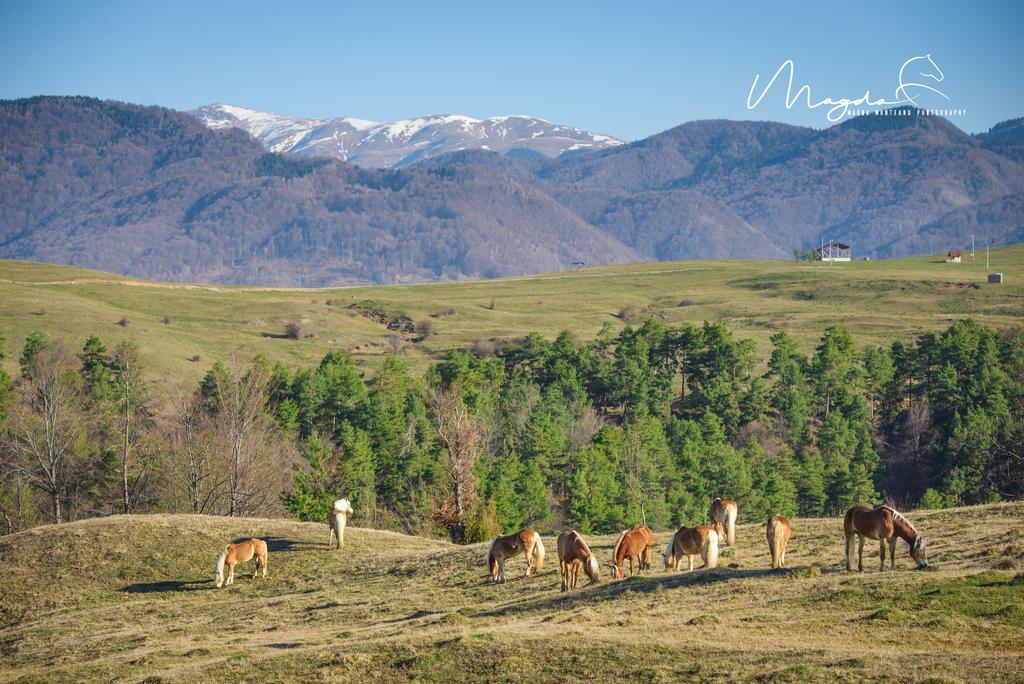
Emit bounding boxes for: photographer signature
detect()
[747,55,950,122]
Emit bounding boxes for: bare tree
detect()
[5,345,84,523]
[212,355,273,517]
[111,340,153,513]
[429,386,482,543]
[167,387,225,514]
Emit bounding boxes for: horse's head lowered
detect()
[911,536,929,569]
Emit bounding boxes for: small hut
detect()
[816,241,851,262]
[946,250,962,263]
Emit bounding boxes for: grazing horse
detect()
[766,515,792,569]
[609,525,653,579]
[844,505,928,572]
[328,498,354,549]
[662,524,719,571]
[557,530,601,591]
[487,529,545,583]
[709,498,738,546]
[214,538,268,588]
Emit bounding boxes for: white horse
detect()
[328,498,354,549]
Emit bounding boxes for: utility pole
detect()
[970,234,975,261]
[986,239,990,270]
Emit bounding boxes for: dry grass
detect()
[1,503,1023,681]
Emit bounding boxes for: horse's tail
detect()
[767,516,782,568]
[726,506,737,546]
[486,537,498,572]
[704,529,719,569]
[532,534,545,571]
[214,546,228,587]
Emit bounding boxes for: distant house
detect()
[816,241,851,262]
[946,250,962,263]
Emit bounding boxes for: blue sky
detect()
[2,1,1022,140]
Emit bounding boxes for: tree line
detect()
[0,318,1020,541]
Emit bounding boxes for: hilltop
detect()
[1,503,1022,681]
[1,246,1022,384]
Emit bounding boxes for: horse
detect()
[766,515,792,569]
[328,498,354,549]
[609,525,653,579]
[844,505,928,572]
[214,538,268,588]
[487,529,545,583]
[709,498,738,546]
[557,530,601,591]
[662,524,719,572]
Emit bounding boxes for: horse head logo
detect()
[896,54,949,106]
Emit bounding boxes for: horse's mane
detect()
[612,529,628,562]
[880,505,918,535]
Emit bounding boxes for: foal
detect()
[844,505,928,572]
[214,538,268,588]
[557,530,601,591]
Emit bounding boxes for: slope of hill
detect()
[190,103,624,168]
[1,246,1022,385]
[1,504,1022,681]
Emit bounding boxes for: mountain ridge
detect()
[1,96,1022,286]
[190,103,624,168]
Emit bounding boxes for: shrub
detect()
[918,488,949,510]
[285,322,302,339]
[190,355,201,363]
[162,314,172,325]
[416,319,434,340]
[464,498,502,544]
[116,318,130,327]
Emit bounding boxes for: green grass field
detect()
[2,247,1022,385]
[1,503,1022,682]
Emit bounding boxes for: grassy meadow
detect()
[0,503,1022,682]
[1,246,1022,385]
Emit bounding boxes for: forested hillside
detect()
[2,315,1020,541]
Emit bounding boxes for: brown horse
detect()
[557,530,601,591]
[487,529,545,583]
[214,538,268,588]
[844,505,928,572]
[709,498,738,546]
[662,524,719,571]
[609,525,653,579]
[766,515,792,569]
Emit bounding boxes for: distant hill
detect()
[1,97,1022,285]
[0,97,635,285]
[190,103,624,168]
[516,112,1024,259]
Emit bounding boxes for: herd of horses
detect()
[212,497,929,589]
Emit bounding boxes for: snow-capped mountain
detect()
[189,103,624,168]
